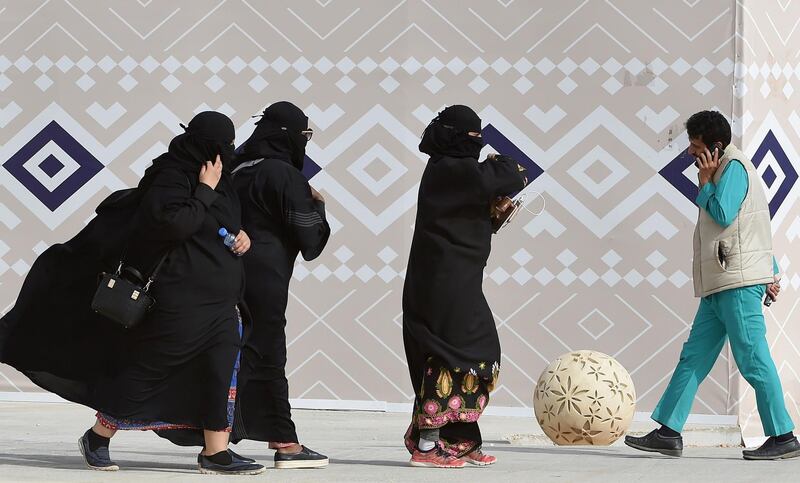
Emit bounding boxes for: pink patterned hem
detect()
[416,408,483,429]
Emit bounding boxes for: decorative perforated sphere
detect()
[533,350,636,446]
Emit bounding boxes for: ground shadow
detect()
[331,458,410,468]
[0,453,199,473]
[484,445,742,461]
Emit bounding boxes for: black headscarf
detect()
[139,111,235,191]
[419,105,484,160]
[236,101,309,171]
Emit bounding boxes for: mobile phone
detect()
[764,279,780,307]
[694,142,722,168]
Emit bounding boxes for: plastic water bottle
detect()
[218,227,236,248]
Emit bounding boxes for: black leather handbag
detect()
[91,254,168,329]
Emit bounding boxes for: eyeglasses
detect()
[280,126,314,141]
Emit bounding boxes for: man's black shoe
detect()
[742,436,800,460]
[624,429,683,457]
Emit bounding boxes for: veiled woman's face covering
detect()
[252,101,310,170]
[179,111,236,166]
[419,105,484,159]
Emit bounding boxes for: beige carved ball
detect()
[533,350,636,446]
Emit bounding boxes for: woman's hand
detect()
[199,155,223,190]
[232,229,251,257]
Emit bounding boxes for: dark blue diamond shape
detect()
[3,121,103,212]
[481,123,545,197]
[659,149,699,203]
[38,154,65,178]
[762,165,777,188]
[751,130,798,217]
[301,155,322,180]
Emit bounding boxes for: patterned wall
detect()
[0,1,797,430]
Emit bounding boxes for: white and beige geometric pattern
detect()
[0,1,798,439]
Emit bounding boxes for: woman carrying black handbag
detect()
[0,111,264,475]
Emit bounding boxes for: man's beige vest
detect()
[692,143,773,297]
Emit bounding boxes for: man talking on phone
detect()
[625,110,798,460]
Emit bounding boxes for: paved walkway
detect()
[0,402,796,482]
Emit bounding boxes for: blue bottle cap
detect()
[218,227,228,237]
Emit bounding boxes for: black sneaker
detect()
[77,430,119,471]
[625,429,683,457]
[274,445,329,469]
[197,448,257,465]
[743,436,800,460]
[198,453,266,475]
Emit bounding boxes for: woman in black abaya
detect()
[402,105,527,468]
[0,111,264,475]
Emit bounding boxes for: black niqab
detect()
[236,101,309,170]
[419,105,484,159]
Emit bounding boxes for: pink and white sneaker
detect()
[410,446,466,468]
[464,449,497,466]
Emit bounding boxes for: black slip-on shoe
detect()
[197,448,256,465]
[274,445,329,469]
[78,430,119,471]
[624,429,683,457]
[198,453,266,475]
[743,437,800,460]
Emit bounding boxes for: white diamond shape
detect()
[514,58,533,74]
[162,75,181,92]
[648,77,668,95]
[76,56,94,72]
[735,82,747,98]
[293,57,312,73]
[56,56,73,72]
[492,57,511,74]
[118,74,137,91]
[336,76,355,93]
[228,56,247,73]
[791,274,800,291]
[771,63,782,79]
[580,58,599,75]
[514,77,533,94]
[334,265,353,282]
[402,57,422,74]
[693,77,713,95]
[567,146,629,198]
[602,269,621,286]
[378,266,397,282]
[425,57,444,74]
[558,58,577,75]
[490,267,509,284]
[424,76,444,93]
[512,268,532,285]
[748,63,760,78]
[76,74,94,91]
[356,265,376,282]
[602,58,621,75]
[358,57,377,73]
[335,245,354,263]
[184,56,203,73]
[21,140,82,192]
[625,58,645,75]
[557,269,576,285]
[337,57,356,73]
[249,75,268,93]
[380,58,399,74]
[535,268,554,285]
[671,58,691,75]
[669,271,690,287]
[293,263,310,281]
[578,310,614,340]
[469,58,489,74]
[557,77,577,94]
[347,144,408,196]
[647,270,667,287]
[141,56,159,73]
[783,63,794,79]
[624,270,644,286]
[119,56,137,73]
[603,77,622,94]
[14,56,32,72]
[34,74,52,91]
[380,76,399,93]
[649,58,668,75]
[557,249,577,266]
[315,56,334,73]
[0,74,11,90]
[469,76,489,93]
[162,56,181,73]
[311,265,332,281]
[717,58,734,76]
[602,250,621,267]
[33,241,48,255]
[783,82,794,99]
[35,56,53,72]
[12,260,30,276]
[249,56,268,73]
[272,56,290,73]
[693,58,713,76]
[205,75,224,92]
[646,251,667,268]
[579,269,599,286]
[761,81,771,98]
[512,248,532,265]
[0,55,11,71]
[378,246,397,264]
[292,75,312,93]
[447,57,466,74]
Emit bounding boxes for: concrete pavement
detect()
[0,402,797,482]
